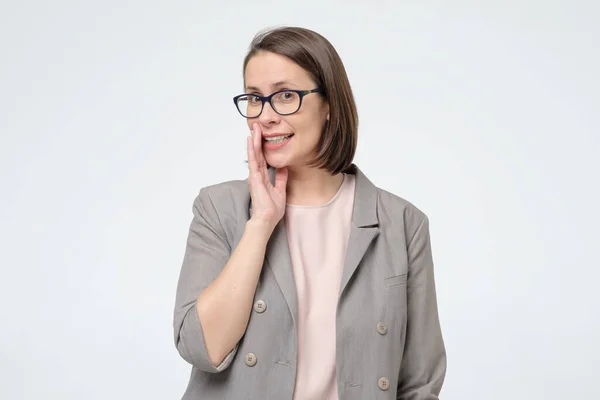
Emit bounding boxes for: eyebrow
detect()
[245,81,295,92]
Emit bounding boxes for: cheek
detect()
[289,115,323,140]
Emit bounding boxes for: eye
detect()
[248,95,261,105]
[274,91,298,103]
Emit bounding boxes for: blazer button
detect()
[244,353,257,367]
[254,300,267,313]
[376,322,388,335]
[378,377,390,391]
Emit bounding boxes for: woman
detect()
[173,26,446,399]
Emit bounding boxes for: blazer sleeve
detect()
[173,187,239,373]
[397,216,447,399]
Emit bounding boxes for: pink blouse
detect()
[284,173,356,400]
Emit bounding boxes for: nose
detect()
[258,100,280,125]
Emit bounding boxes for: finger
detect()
[249,125,264,171]
[253,123,266,168]
[252,123,272,183]
[274,167,288,192]
[247,134,265,194]
[247,137,270,204]
[246,135,258,173]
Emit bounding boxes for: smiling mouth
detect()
[263,134,294,144]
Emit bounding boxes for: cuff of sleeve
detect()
[178,304,239,373]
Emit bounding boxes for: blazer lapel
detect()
[248,168,298,325]
[264,221,298,324]
[338,165,379,299]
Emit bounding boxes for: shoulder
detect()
[193,178,250,227]
[370,182,430,245]
[375,187,427,226]
[352,164,427,225]
[349,164,429,234]
[197,178,249,203]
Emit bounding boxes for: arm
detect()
[397,216,447,399]
[173,187,274,372]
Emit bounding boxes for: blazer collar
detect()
[345,164,379,228]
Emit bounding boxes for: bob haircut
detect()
[242,26,358,174]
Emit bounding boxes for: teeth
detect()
[264,134,292,144]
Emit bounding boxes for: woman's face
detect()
[243,51,329,169]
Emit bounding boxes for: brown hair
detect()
[243,26,358,174]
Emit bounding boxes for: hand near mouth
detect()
[246,123,288,231]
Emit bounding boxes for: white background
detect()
[1,1,599,399]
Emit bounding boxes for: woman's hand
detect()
[246,123,288,231]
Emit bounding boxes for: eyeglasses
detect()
[233,88,324,118]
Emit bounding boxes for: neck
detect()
[285,165,344,206]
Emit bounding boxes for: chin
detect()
[264,155,291,169]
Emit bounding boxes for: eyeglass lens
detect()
[236,91,300,118]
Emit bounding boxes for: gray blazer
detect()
[173,165,446,399]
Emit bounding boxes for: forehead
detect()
[244,51,315,90]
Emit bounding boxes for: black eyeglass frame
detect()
[232,88,325,118]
